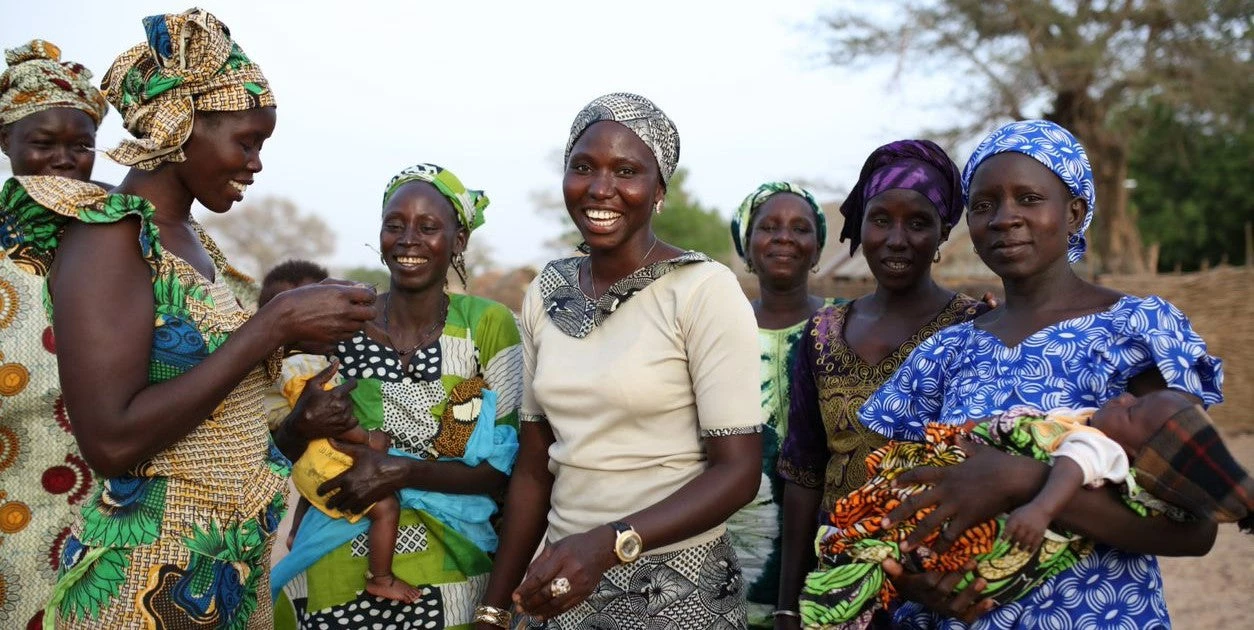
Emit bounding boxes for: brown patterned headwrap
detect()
[0,40,108,127]
[1134,404,1254,533]
[101,8,275,170]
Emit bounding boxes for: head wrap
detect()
[1135,405,1254,533]
[839,139,963,254]
[961,120,1096,263]
[0,40,108,127]
[564,92,680,187]
[383,163,488,232]
[730,181,827,262]
[100,8,275,170]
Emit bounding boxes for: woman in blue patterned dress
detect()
[859,120,1223,629]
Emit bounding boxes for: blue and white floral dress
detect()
[860,294,1223,630]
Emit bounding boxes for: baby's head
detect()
[1089,390,1196,459]
[1094,390,1253,531]
[259,259,329,308]
[260,259,332,354]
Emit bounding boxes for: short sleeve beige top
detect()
[520,252,762,554]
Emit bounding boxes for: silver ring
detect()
[549,576,571,598]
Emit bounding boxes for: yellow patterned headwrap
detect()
[101,8,275,170]
[0,40,108,127]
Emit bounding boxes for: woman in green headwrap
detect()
[727,182,840,627]
[17,9,378,629]
[272,163,523,630]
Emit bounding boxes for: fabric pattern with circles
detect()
[859,293,1222,630]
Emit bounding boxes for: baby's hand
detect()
[1003,504,1049,554]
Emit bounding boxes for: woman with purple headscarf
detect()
[773,140,989,626]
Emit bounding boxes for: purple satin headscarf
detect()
[839,139,963,253]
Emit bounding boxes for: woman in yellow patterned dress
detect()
[10,9,377,629]
[0,38,109,629]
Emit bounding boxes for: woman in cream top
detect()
[474,93,763,630]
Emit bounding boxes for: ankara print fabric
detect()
[860,294,1223,629]
[0,179,96,629]
[0,176,289,629]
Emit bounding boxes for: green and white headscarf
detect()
[730,181,827,262]
[382,163,488,232]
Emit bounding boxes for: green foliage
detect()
[654,168,733,262]
[1129,104,1253,271]
[341,266,390,289]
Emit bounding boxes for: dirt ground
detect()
[1159,429,1254,629]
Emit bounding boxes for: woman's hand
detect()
[884,440,1044,553]
[512,527,617,621]
[286,360,359,440]
[262,280,377,347]
[318,441,406,514]
[882,558,996,622]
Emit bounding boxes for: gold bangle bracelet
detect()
[473,604,512,628]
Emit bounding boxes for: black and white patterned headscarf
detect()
[564,92,680,187]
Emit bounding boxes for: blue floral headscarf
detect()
[962,120,1096,263]
[730,181,827,263]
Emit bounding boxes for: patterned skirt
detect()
[527,534,747,630]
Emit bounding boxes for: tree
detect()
[654,168,733,261]
[1127,100,1253,271]
[822,0,1251,273]
[200,195,336,279]
[341,266,390,289]
[533,165,733,261]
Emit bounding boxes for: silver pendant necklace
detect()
[585,236,659,300]
[382,292,449,356]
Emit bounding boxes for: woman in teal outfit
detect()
[727,181,837,627]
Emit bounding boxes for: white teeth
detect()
[585,209,621,222]
[229,181,248,194]
[395,256,428,266]
[884,261,909,271]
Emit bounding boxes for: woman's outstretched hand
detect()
[263,280,377,347]
[512,527,617,622]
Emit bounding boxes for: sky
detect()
[3,0,968,272]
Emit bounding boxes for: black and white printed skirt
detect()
[525,534,747,630]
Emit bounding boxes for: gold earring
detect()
[654,200,663,215]
[933,249,942,263]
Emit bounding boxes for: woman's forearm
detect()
[1003,455,1217,556]
[480,460,554,608]
[778,482,823,613]
[1055,486,1218,556]
[397,458,508,495]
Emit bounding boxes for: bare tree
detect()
[200,195,336,279]
[822,0,1252,273]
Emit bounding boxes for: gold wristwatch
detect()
[610,521,642,563]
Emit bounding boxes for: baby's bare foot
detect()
[365,573,425,603]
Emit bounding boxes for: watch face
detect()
[617,531,642,561]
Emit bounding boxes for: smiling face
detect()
[0,108,97,180]
[860,188,948,291]
[172,107,276,214]
[966,152,1086,281]
[380,181,467,293]
[748,192,820,287]
[562,121,665,252]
